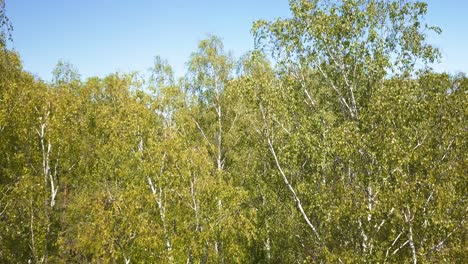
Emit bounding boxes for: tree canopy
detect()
[0,0,466,263]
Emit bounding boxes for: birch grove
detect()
[0,0,466,263]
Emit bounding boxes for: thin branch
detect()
[192,118,212,147]
[392,239,409,256]
[441,138,455,161]
[384,230,403,263]
[316,63,355,119]
[272,115,291,135]
[426,219,465,255]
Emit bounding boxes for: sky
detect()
[5,0,468,81]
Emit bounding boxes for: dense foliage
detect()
[0,0,466,263]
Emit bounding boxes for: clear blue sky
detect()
[6,0,468,81]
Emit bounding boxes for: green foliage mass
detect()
[0,1,466,263]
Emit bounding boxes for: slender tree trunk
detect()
[259,103,321,241]
[403,207,418,264]
[29,198,38,264]
[35,105,59,264]
[148,176,173,262]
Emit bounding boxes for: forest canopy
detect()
[0,0,466,263]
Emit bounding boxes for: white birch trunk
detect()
[148,176,173,261]
[403,208,418,264]
[36,107,58,209]
[259,103,321,241]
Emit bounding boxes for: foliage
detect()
[0,0,466,263]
